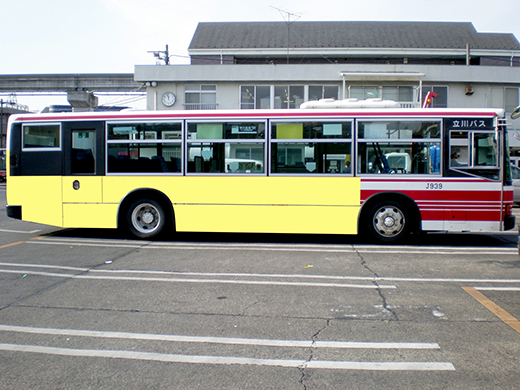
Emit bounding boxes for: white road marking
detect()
[0,228,41,234]
[0,324,439,349]
[28,237,516,255]
[1,262,520,286]
[472,286,520,291]
[0,268,395,289]
[0,343,455,371]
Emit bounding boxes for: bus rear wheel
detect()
[366,200,411,243]
[126,198,166,239]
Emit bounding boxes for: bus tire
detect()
[366,200,411,243]
[126,198,166,239]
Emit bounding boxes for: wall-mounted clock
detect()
[161,92,176,107]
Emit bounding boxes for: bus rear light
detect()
[506,204,513,216]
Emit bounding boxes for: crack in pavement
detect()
[355,250,398,321]
[299,319,330,389]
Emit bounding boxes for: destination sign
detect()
[445,118,494,130]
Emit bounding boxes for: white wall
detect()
[134,63,520,111]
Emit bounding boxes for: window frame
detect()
[106,120,184,175]
[184,84,217,110]
[185,120,267,175]
[356,118,443,176]
[422,86,448,108]
[270,119,353,176]
[240,85,340,109]
[505,87,519,114]
[22,123,61,151]
[448,129,500,170]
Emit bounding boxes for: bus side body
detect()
[5,108,515,242]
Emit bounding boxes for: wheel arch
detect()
[117,188,175,232]
[358,192,422,235]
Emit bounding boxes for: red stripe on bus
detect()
[361,189,503,202]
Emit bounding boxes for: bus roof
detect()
[7,107,506,124]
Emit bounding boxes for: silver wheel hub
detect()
[141,211,154,225]
[373,206,405,237]
[383,216,396,228]
[131,203,160,234]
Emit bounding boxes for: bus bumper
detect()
[6,205,21,220]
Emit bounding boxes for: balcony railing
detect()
[182,102,420,110]
[399,102,421,108]
[183,103,218,110]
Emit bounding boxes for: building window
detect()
[349,86,417,107]
[382,86,413,103]
[275,86,304,109]
[240,85,340,109]
[308,85,339,101]
[505,88,519,113]
[241,86,271,109]
[349,86,379,100]
[184,84,217,110]
[422,86,448,108]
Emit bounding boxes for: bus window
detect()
[271,121,352,174]
[474,132,498,167]
[72,130,96,174]
[108,143,182,173]
[186,121,266,174]
[357,120,441,175]
[23,124,60,149]
[187,142,264,173]
[271,142,351,174]
[358,121,440,139]
[448,130,499,179]
[358,142,440,174]
[187,122,265,140]
[107,122,182,174]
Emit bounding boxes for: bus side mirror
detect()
[511,105,520,120]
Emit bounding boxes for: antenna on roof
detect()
[270,6,302,64]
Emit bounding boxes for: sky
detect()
[2,0,519,111]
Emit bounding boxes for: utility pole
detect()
[148,45,170,65]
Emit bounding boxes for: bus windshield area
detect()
[449,130,499,180]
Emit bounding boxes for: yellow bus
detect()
[6,103,515,243]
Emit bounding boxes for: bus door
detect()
[61,121,108,228]
[444,117,501,230]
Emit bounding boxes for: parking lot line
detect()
[0,324,440,349]
[0,268,396,289]
[0,343,455,371]
[462,287,520,334]
[0,228,41,234]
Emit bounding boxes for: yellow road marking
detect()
[463,286,520,334]
[0,241,25,250]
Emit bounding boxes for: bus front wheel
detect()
[126,198,166,239]
[366,200,411,243]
